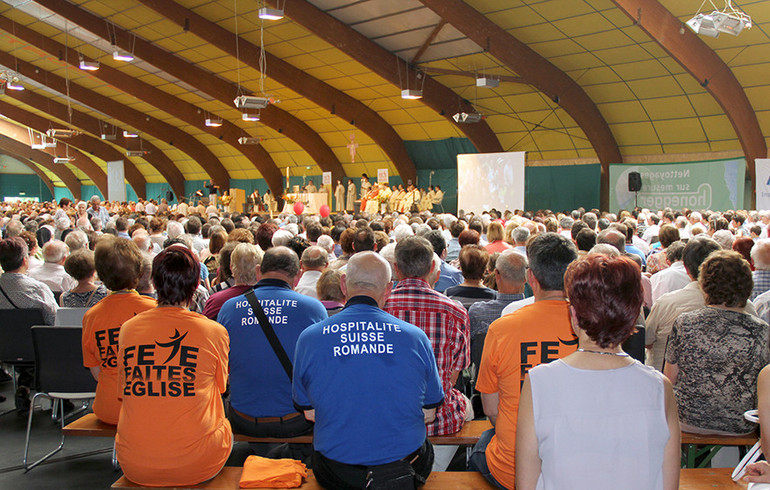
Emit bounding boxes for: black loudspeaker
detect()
[628,172,642,192]
[166,190,174,202]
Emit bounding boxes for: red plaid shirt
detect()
[384,278,470,436]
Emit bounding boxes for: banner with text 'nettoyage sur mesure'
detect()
[609,158,745,213]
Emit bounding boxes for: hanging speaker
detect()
[628,172,642,192]
[166,190,174,202]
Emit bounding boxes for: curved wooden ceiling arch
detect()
[0,117,108,196]
[418,0,622,210]
[2,87,183,200]
[0,134,82,199]
[35,0,348,188]
[612,0,766,183]
[264,0,503,155]
[0,100,147,198]
[2,153,55,197]
[0,48,232,191]
[136,0,417,184]
[0,18,235,193]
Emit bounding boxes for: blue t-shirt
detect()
[293,296,444,465]
[217,278,327,417]
[435,260,462,293]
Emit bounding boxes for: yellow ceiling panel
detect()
[612,121,661,147]
[654,118,706,144]
[700,114,738,141]
[600,100,649,123]
[641,96,697,121]
[626,76,686,100]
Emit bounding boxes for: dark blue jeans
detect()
[312,439,433,490]
[468,427,510,490]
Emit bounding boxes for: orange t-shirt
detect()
[116,307,232,487]
[82,292,156,425]
[475,300,576,489]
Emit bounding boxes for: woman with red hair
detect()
[516,254,680,490]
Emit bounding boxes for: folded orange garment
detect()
[239,455,307,489]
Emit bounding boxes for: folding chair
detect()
[54,307,90,326]
[23,326,96,471]
[0,308,45,415]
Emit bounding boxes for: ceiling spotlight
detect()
[30,141,46,150]
[123,130,139,138]
[205,117,223,127]
[242,111,261,121]
[401,89,423,100]
[476,77,499,88]
[46,128,79,138]
[100,133,116,141]
[126,150,149,157]
[452,112,484,124]
[687,2,751,38]
[53,156,73,164]
[234,95,271,109]
[112,50,135,62]
[78,57,100,71]
[238,136,262,145]
[258,7,284,20]
[6,77,24,91]
[686,13,720,37]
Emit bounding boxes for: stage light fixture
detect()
[401,89,423,100]
[476,77,499,88]
[6,77,24,91]
[78,57,100,71]
[452,112,483,124]
[258,7,284,20]
[123,130,139,138]
[112,50,135,62]
[46,128,78,138]
[53,156,73,164]
[101,133,116,141]
[238,136,262,145]
[205,117,223,127]
[234,95,271,109]
[242,111,260,121]
[126,150,149,157]
[686,1,751,38]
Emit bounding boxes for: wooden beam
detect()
[0,18,231,191]
[418,0,622,211]
[1,154,56,197]
[0,135,81,199]
[38,0,344,195]
[0,101,144,198]
[2,88,182,200]
[0,118,108,197]
[137,0,417,185]
[263,0,503,155]
[412,20,447,64]
[612,0,766,205]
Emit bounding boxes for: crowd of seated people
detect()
[5,196,770,486]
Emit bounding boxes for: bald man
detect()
[293,252,444,489]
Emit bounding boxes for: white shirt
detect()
[650,261,690,303]
[642,224,660,244]
[295,270,322,299]
[145,202,157,215]
[500,296,536,316]
[29,262,77,293]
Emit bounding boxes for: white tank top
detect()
[529,359,670,490]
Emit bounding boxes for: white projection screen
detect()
[457,152,525,214]
[107,160,126,202]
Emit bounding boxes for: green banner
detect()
[609,158,745,213]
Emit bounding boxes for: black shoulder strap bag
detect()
[244,289,293,380]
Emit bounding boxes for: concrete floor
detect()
[0,378,254,490]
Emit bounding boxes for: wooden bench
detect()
[64,414,492,446]
[112,469,496,489]
[681,431,759,469]
[112,467,748,489]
